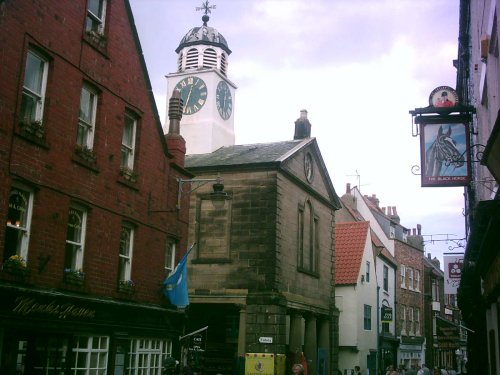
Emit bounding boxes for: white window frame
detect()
[128,339,172,375]
[77,84,98,149]
[86,0,107,34]
[119,225,134,281]
[365,261,370,283]
[64,205,87,271]
[415,308,421,335]
[5,185,34,262]
[383,265,389,292]
[408,307,414,335]
[400,305,407,336]
[164,241,176,275]
[121,112,137,170]
[432,279,440,302]
[400,265,406,288]
[408,267,414,290]
[363,304,372,330]
[21,49,48,124]
[415,269,420,292]
[72,336,109,373]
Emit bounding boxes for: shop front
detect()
[0,284,184,374]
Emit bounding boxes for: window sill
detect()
[82,33,109,57]
[72,153,100,173]
[16,127,49,149]
[0,265,31,283]
[297,267,320,278]
[192,258,231,264]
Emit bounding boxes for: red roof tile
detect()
[335,221,370,285]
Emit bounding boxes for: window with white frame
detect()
[383,265,389,292]
[119,225,134,282]
[64,205,87,271]
[86,0,107,34]
[77,84,98,149]
[363,304,372,330]
[415,269,420,292]
[408,267,414,290]
[408,307,414,335]
[20,50,48,124]
[4,186,34,262]
[121,112,137,171]
[400,265,406,288]
[365,261,370,283]
[128,339,172,375]
[400,305,407,335]
[164,241,176,276]
[72,336,109,373]
[415,308,421,335]
[431,279,440,302]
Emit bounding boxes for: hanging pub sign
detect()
[443,253,464,294]
[429,86,459,108]
[420,122,471,187]
[381,306,393,323]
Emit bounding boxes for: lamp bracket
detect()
[177,177,222,210]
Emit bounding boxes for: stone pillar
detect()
[304,315,317,375]
[238,306,247,356]
[289,312,303,359]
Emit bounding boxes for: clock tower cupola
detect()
[166,1,236,155]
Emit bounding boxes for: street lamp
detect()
[177,175,231,210]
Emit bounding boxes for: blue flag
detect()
[163,244,194,308]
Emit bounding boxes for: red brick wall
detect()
[0,0,189,304]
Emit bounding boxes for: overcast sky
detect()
[129,0,466,266]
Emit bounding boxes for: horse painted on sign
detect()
[425,125,465,177]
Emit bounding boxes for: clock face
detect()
[174,76,207,115]
[216,81,233,120]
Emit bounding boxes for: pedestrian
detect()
[355,366,362,375]
[421,364,431,375]
[406,364,417,375]
[292,364,304,375]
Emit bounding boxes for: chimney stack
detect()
[165,90,186,167]
[346,183,351,194]
[294,110,311,139]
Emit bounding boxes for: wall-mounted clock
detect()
[174,76,207,115]
[216,81,232,120]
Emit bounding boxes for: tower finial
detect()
[196,1,216,26]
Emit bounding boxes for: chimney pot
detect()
[387,207,392,216]
[346,183,351,194]
[417,224,422,235]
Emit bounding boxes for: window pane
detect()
[20,93,39,123]
[24,52,44,94]
[88,0,104,17]
[79,88,94,124]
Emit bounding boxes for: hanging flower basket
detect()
[118,279,135,294]
[20,120,44,138]
[64,269,85,285]
[2,255,30,277]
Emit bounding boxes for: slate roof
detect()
[335,221,370,285]
[185,139,310,169]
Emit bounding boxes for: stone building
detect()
[0,1,190,373]
[182,114,341,375]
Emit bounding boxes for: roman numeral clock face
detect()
[216,81,233,120]
[174,76,207,115]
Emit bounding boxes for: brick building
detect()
[0,1,190,373]
[182,113,341,375]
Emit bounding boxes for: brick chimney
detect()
[346,183,351,194]
[294,110,311,139]
[165,90,186,167]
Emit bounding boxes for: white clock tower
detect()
[165,2,236,155]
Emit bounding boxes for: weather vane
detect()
[196,1,216,16]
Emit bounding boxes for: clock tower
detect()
[166,2,236,155]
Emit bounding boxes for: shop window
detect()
[64,205,87,272]
[128,339,172,374]
[119,224,134,282]
[77,84,98,150]
[20,49,48,126]
[4,186,34,262]
[72,336,109,373]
